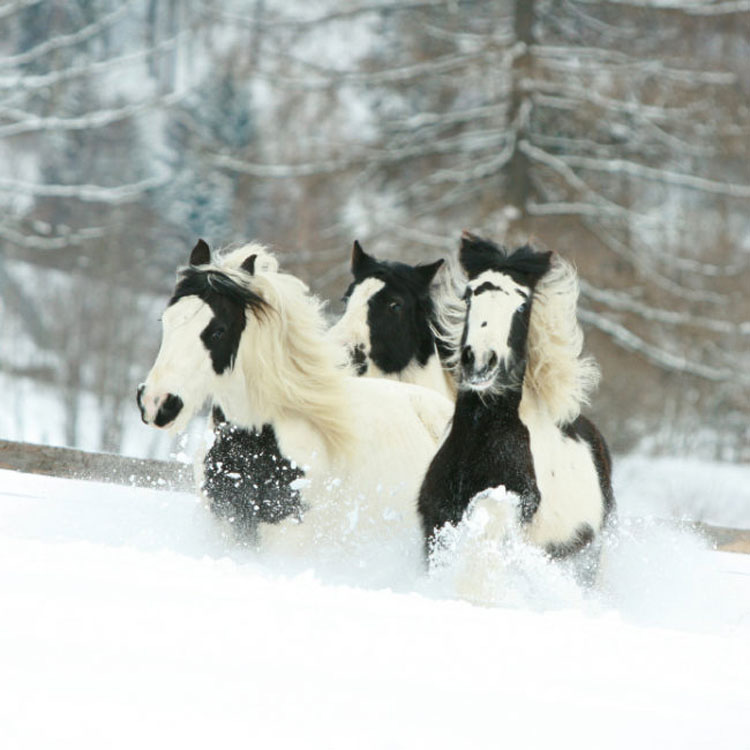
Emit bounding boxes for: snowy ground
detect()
[1,467,749,749]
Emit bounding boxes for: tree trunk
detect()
[506,0,535,238]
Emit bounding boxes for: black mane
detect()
[459,233,552,289]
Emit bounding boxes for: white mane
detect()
[217,242,280,274]
[434,252,600,425]
[208,244,355,457]
[524,254,600,425]
[429,255,467,375]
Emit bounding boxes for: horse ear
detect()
[532,250,555,284]
[459,231,504,277]
[458,232,478,272]
[241,253,257,275]
[351,240,376,276]
[459,231,482,263]
[190,238,211,266]
[415,258,444,287]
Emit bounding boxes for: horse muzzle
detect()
[460,346,499,390]
[137,383,184,428]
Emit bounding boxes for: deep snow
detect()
[1,467,749,749]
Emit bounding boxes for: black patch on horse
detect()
[169,267,269,374]
[417,389,541,557]
[154,394,183,427]
[345,241,444,374]
[545,523,595,559]
[350,344,368,376]
[203,407,306,542]
[503,298,532,386]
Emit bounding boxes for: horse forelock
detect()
[171,267,271,321]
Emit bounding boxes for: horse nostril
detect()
[488,351,498,369]
[154,393,184,428]
[136,384,147,423]
[461,346,475,369]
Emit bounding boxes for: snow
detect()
[615,454,750,529]
[1,467,749,749]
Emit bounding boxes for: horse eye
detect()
[211,326,226,341]
[389,301,402,312]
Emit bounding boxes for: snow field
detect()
[1,468,749,749]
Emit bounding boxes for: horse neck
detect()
[453,384,523,427]
[225,317,355,459]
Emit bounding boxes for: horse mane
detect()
[216,242,280,274]
[434,243,600,424]
[207,243,355,458]
[524,254,600,425]
[429,254,468,374]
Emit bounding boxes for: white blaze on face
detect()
[329,277,385,358]
[140,296,216,430]
[463,270,530,387]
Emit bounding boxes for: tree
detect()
[208,0,750,455]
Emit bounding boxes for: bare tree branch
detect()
[0,91,186,137]
[204,0,471,29]
[0,173,169,203]
[0,0,43,20]
[0,222,108,250]
[559,154,750,199]
[579,280,748,334]
[0,32,192,93]
[582,220,728,304]
[579,308,742,382]
[0,2,134,69]
[571,0,750,15]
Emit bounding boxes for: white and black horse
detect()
[138,240,453,560]
[329,241,456,400]
[201,239,454,535]
[418,233,614,578]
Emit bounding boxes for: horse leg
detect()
[451,486,520,605]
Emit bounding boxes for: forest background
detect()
[1,0,748,461]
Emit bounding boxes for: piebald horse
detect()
[418,233,614,581]
[138,240,453,562]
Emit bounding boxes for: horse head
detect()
[137,239,268,431]
[457,232,552,393]
[330,240,444,377]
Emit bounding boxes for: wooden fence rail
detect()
[0,438,193,491]
[1,438,749,554]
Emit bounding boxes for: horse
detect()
[417,232,615,586]
[137,240,454,565]
[201,239,454,537]
[329,240,456,401]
